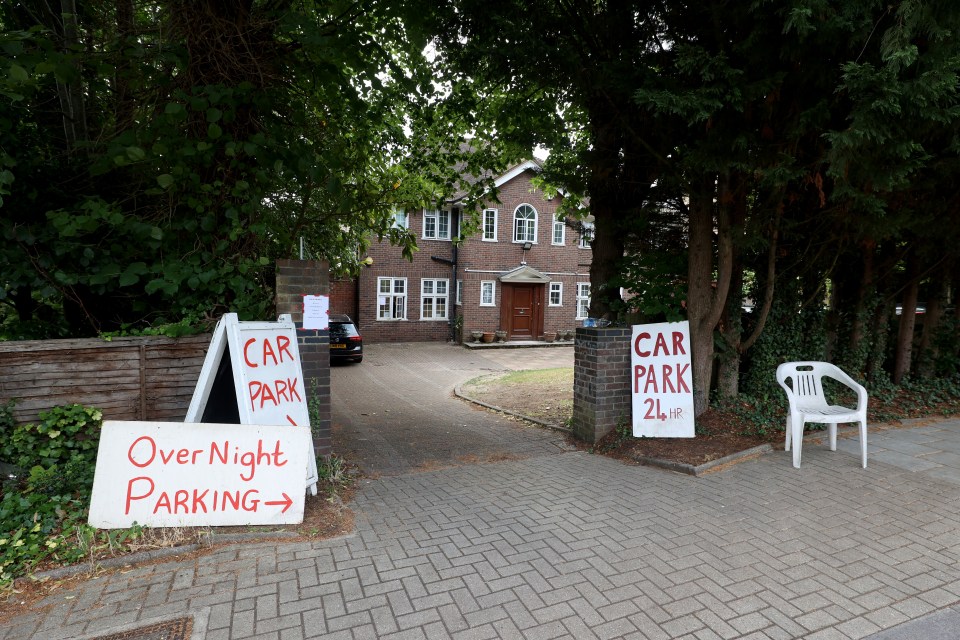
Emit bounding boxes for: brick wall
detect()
[572,327,632,443]
[275,259,331,455]
[329,278,357,320]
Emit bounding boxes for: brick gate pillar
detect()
[275,259,331,455]
[572,327,632,443]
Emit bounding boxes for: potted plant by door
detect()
[470,330,484,343]
[495,330,508,343]
[543,331,557,343]
[481,331,495,343]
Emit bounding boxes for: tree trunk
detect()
[915,269,948,379]
[57,0,88,154]
[114,0,137,132]
[585,102,628,320]
[848,240,875,367]
[687,174,733,416]
[587,201,625,320]
[893,251,919,385]
[717,260,743,400]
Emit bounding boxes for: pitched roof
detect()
[449,157,542,203]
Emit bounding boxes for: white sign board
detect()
[185,313,318,492]
[302,294,329,331]
[631,321,695,437]
[89,421,311,528]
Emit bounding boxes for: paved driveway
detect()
[7,344,960,639]
[331,343,574,476]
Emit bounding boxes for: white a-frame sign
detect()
[186,313,318,495]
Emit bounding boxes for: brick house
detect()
[333,159,593,343]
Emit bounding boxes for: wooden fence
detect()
[0,334,211,426]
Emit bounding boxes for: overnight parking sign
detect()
[631,321,695,437]
[89,421,311,528]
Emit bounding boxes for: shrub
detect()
[0,404,103,588]
[1,404,102,470]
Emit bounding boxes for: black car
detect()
[329,314,363,363]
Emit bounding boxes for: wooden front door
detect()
[501,284,543,339]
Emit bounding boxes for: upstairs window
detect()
[423,209,450,240]
[552,219,565,245]
[482,209,498,241]
[513,204,537,243]
[392,208,408,229]
[579,222,594,249]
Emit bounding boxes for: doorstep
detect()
[462,340,574,349]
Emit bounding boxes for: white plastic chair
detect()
[776,361,868,469]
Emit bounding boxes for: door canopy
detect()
[499,265,552,284]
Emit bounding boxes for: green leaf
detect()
[156,174,174,189]
[8,64,29,84]
[207,123,222,139]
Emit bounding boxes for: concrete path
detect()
[4,344,960,640]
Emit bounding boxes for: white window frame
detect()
[579,222,594,249]
[420,278,449,320]
[480,281,496,307]
[513,204,538,244]
[456,280,463,306]
[423,209,451,240]
[482,208,498,242]
[576,282,591,319]
[391,208,408,229]
[549,282,563,306]
[377,277,407,321]
[552,219,565,245]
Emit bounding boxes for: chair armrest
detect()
[827,368,868,412]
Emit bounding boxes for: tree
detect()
[0,0,443,337]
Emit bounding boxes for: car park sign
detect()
[631,321,695,437]
[185,313,318,493]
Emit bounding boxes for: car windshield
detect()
[330,322,359,339]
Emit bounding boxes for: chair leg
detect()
[859,419,868,469]
[792,416,803,468]
[828,423,837,451]
[785,417,792,452]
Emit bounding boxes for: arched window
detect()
[513,204,537,243]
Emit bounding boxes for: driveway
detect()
[9,344,960,639]
[331,343,574,476]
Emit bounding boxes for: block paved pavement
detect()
[6,441,960,639]
[5,344,960,639]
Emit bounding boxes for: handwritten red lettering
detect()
[634,364,690,394]
[262,339,277,366]
[243,338,258,368]
[128,436,156,468]
[634,332,651,357]
[277,335,292,362]
[125,476,154,514]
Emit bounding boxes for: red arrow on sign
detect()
[286,415,297,426]
[264,493,293,514]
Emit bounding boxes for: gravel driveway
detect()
[331,343,574,475]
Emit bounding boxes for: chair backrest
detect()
[776,361,838,408]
